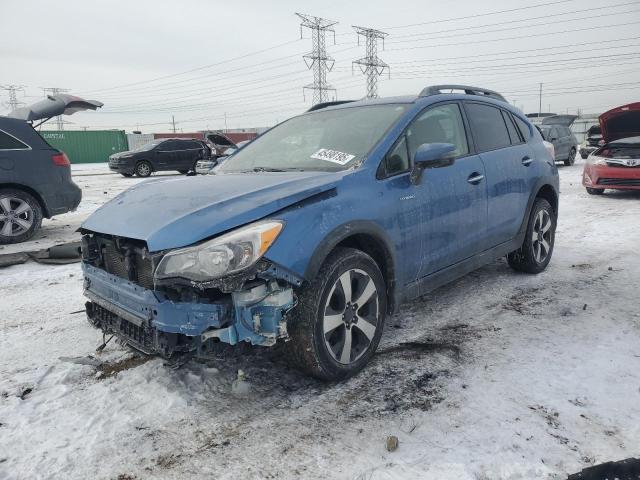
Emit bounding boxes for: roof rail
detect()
[419,85,506,102]
[306,100,355,112]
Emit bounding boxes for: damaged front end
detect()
[81,229,299,360]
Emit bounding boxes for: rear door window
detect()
[465,103,512,152]
[0,130,29,150]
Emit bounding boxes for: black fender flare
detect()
[303,220,400,313]
[518,177,559,239]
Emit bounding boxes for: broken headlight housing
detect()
[155,220,283,282]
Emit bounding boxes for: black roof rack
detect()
[306,100,355,112]
[419,85,506,102]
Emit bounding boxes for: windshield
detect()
[219,104,408,173]
[540,126,552,140]
[135,140,162,152]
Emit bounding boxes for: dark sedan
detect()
[109,138,210,177]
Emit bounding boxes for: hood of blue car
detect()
[81,171,344,251]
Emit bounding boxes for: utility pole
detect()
[0,84,25,112]
[42,87,69,130]
[171,115,176,134]
[538,83,543,118]
[296,12,338,105]
[352,26,389,99]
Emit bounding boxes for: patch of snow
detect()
[1,158,639,479]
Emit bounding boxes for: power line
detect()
[381,0,577,29]
[79,38,304,95]
[352,26,389,98]
[297,12,339,104]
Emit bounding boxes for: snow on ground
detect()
[1,159,639,480]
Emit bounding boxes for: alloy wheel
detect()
[0,196,34,237]
[532,209,552,263]
[137,162,151,176]
[323,268,380,365]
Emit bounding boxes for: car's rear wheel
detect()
[285,247,387,380]
[507,198,555,274]
[135,161,152,177]
[586,187,605,195]
[564,147,576,166]
[0,189,43,244]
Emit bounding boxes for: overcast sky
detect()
[1,0,639,132]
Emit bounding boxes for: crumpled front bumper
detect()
[82,263,295,354]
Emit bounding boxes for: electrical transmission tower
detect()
[352,26,389,99]
[42,87,69,130]
[296,13,338,105]
[0,84,25,112]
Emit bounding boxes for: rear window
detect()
[465,103,511,152]
[0,130,29,150]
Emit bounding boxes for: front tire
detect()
[507,198,556,274]
[135,161,152,177]
[0,189,43,244]
[564,147,576,166]
[586,187,604,195]
[285,247,387,380]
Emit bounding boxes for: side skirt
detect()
[403,235,523,302]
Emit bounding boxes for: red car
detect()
[583,102,640,195]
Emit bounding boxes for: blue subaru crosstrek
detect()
[80,85,559,380]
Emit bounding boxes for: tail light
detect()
[52,152,71,166]
[543,140,555,159]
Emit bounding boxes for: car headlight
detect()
[590,155,607,165]
[154,220,283,282]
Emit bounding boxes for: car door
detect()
[153,140,176,169]
[550,127,565,160]
[404,102,488,277]
[464,102,533,247]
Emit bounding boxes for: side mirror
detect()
[411,143,456,184]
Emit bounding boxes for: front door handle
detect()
[467,172,484,185]
[522,156,533,166]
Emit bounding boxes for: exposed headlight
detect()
[154,220,283,282]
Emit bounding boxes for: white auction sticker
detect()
[310,148,356,165]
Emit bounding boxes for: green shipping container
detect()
[40,130,129,164]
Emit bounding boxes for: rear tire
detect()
[586,187,604,195]
[507,198,555,274]
[564,147,576,166]
[135,161,152,177]
[0,189,43,244]
[284,247,387,381]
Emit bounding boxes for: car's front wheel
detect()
[285,247,387,380]
[0,189,43,244]
[507,198,556,274]
[135,161,152,177]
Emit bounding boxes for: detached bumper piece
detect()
[82,263,295,358]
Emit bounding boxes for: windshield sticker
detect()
[311,148,355,165]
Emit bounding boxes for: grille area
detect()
[597,178,640,186]
[102,242,155,289]
[87,302,154,352]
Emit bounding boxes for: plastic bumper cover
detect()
[82,263,294,350]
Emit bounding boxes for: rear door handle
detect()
[522,156,533,166]
[467,172,484,185]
